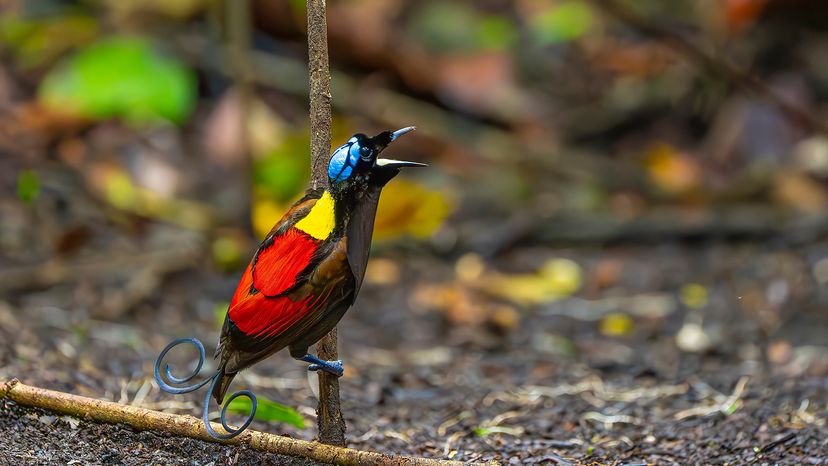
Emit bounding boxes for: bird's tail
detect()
[211,365,236,405]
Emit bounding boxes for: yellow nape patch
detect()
[294,191,336,240]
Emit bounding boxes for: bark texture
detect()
[308,0,332,191]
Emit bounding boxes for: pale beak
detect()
[377,126,425,168]
[375,158,428,168]
[389,126,416,141]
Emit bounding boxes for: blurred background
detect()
[0,0,827,463]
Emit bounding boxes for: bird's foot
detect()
[298,354,344,377]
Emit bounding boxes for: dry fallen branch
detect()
[0,379,466,466]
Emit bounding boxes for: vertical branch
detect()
[316,328,345,446]
[307,0,345,446]
[308,0,332,191]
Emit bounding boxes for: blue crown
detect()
[328,137,361,183]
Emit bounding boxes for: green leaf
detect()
[226,396,305,429]
[473,425,521,437]
[253,135,311,202]
[38,37,196,124]
[473,427,492,437]
[532,1,594,44]
[17,170,39,203]
[475,16,517,52]
[213,301,229,330]
[723,400,741,416]
[288,0,306,15]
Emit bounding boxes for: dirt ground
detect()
[2,235,828,465]
[0,402,325,465]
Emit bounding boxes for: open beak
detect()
[376,126,427,168]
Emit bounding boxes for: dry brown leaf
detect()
[772,171,828,214]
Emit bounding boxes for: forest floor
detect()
[1,229,828,465]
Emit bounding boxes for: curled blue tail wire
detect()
[153,338,257,440]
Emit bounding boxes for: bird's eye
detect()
[359,146,372,161]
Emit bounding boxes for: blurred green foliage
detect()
[38,37,196,124]
[531,1,594,44]
[227,395,305,429]
[409,2,517,53]
[253,135,312,203]
[16,170,40,204]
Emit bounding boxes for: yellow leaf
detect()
[644,144,701,194]
[104,170,138,210]
[599,312,634,337]
[482,258,582,305]
[540,258,582,297]
[374,178,452,240]
[680,283,708,309]
[485,275,552,305]
[252,196,288,239]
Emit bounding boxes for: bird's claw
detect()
[297,354,344,377]
[308,359,343,377]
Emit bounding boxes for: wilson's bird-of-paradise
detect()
[211,126,425,403]
[155,126,425,438]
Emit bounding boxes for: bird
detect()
[211,126,424,404]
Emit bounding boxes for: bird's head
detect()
[327,126,425,196]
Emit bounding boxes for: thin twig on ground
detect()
[760,432,796,453]
[674,376,750,420]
